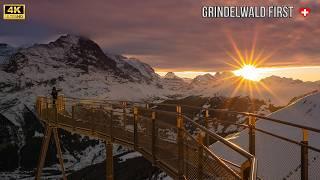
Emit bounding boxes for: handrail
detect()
[40,95,320,152]
[63,96,320,134]
[254,127,320,153]
[183,115,254,159]
[37,97,249,179]
[39,96,254,158]
[152,100,320,134]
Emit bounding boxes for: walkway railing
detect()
[35,95,320,180]
[35,96,257,180]
[152,101,320,180]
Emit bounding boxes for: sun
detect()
[233,64,261,81]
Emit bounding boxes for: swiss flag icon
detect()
[299,8,311,17]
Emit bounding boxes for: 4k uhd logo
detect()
[3,4,25,20]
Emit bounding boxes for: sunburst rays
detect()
[225,34,279,108]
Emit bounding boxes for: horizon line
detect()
[155,66,320,82]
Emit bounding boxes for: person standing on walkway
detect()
[51,87,62,105]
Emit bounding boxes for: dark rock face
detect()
[4,52,28,73]
[0,107,102,172]
[68,155,162,180]
[54,36,119,73]
[0,114,19,171]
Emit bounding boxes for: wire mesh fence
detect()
[36,96,264,180]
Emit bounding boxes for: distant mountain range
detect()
[160,71,320,106]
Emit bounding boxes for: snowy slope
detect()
[211,92,320,180]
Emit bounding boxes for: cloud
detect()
[0,0,320,71]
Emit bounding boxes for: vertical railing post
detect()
[54,103,58,124]
[185,141,189,179]
[72,105,75,131]
[176,105,184,180]
[151,111,156,165]
[46,99,49,123]
[122,101,127,130]
[197,132,204,180]
[248,116,256,155]
[133,107,138,150]
[109,110,113,139]
[301,129,308,180]
[204,109,210,146]
[105,140,114,180]
[91,109,95,135]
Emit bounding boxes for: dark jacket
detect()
[51,88,61,100]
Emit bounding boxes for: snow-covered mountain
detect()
[163,72,180,79]
[191,73,215,86]
[161,72,191,91]
[0,34,176,178]
[190,72,320,106]
[1,35,178,125]
[211,92,320,179]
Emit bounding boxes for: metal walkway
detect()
[34,95,320,180]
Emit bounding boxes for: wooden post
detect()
[91,109,95,136]
[301,129,308,180]
[122,102,127,130]
[72,105,76,131]
[109,110,113,139]
[248,116,256,155]
[197,132,204,180]
[185,142,189,179]
[36,125,52,180]
[46,99,49,123]
[36,125,67,180]
[53,128,67,180]
[105,140,114,180]
[204,109,210,146]
[133,107,138,149]
[54,105,58,124]
[176,105,184,180]
[151,111,156,165]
